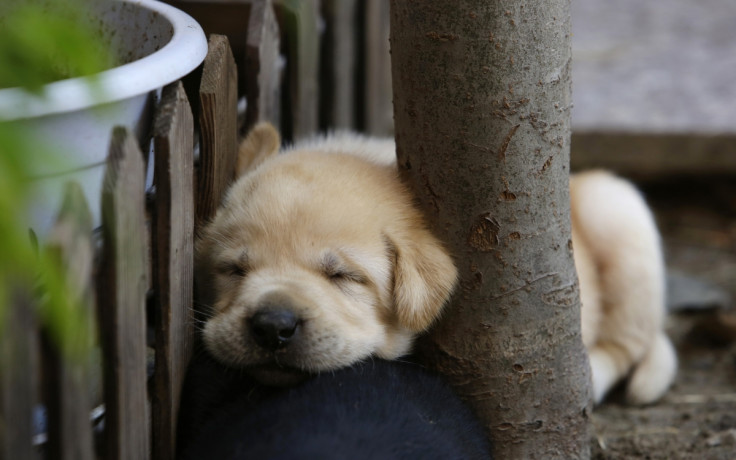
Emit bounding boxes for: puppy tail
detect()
[625,332,678,405]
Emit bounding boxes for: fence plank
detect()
[197,34,239,229]
[363,0,393,136]
[321,0,357,130]
[0,292,39,460]
[151,81,195,460]
[275,0,321,141]
[168,1,252,88]
[245,0,282,130]
[43,183,96,460]
[98,127,150,460]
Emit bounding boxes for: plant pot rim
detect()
[0,0,207,121]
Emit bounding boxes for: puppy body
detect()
[196,123,676,403]
[571,171,677,404]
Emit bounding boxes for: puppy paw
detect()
[589,347,623,405]
[626,332,677,405]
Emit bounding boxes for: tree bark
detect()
[390,1,591,458]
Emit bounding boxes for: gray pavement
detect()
[571,0,736,134]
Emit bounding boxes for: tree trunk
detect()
[390,1,591,458]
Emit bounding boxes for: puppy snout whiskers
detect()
[250,310,301,351]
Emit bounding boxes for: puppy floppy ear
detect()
[386,228,458,332]
[237,122,281,176]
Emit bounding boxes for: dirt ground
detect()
[590,176,736,460]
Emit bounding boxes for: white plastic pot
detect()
[0,0,207,236]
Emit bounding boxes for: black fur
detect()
[177,352,491,460]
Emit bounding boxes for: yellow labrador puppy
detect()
[195,123,457,386]
[195,123,676,404]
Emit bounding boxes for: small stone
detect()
[667,271,732,312]
[705,429,736,448]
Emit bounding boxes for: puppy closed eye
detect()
[216,257,249,278]
[322,254,366,285]
[327,269,366,284]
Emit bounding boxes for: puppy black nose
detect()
[250,310,300,350]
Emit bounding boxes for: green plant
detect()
[0,0,112,358]
[0,0,111,90]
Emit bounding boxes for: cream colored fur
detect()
[196,123,676,403]
[195,123,457,386]
[571,171,677,404]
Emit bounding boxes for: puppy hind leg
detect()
[573,171,672,404]
[625,332,677,405]
[589,342,634,404]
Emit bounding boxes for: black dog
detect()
[177,353,491,460]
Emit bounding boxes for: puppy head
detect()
[195,123,457,386]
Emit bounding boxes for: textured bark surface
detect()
[390,1,591,458]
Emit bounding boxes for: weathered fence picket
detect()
[196,34,239,229]
[245,0,282,130]
[151,81,195,460]
[168,0,254,88]
[274,0,321,140]
[363,0,393,136]
[320,0,357,130]
[0,292,39,460]
[42,183,96,460]
[97,128,150,460]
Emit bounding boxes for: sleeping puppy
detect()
[195,122,676,404]
[177,355,491,459]
[194,123,457,387]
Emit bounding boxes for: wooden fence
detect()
[0,0,393,459]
